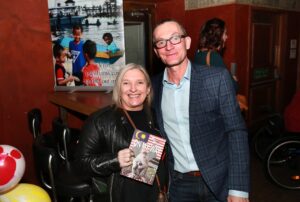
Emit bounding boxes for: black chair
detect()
[52,118,109,201]
[27,108,42,139]
[28,108,56,147]
[28,108,81,152]
[52,117,80,161]
[33,135,94,202]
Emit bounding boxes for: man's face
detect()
[153,21,191,68]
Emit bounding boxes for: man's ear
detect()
[153,48,160,58]
[185,36,191,50]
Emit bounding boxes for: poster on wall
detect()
[48,0,125,91]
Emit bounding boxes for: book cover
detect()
[120,129,166,185]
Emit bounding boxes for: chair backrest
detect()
[52,118,72,161]
[27,108,42,139]
[33,136,60,202]
[33,122,91,202]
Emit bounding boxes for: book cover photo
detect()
[120,129,166,185]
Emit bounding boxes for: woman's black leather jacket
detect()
[75,106,135,202]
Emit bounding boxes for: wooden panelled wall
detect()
[0,0,299,184]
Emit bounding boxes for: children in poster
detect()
[48,0,125,90]
[82,40,102,86]
[68,24,86,86]
[102,32,119,54]
[53,43,79,86]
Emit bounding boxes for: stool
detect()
[27,108,56,147]
[52,117,80,161]
[33,135,93,202]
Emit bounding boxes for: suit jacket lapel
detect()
[189,64,203,142]
[153,73,166,138]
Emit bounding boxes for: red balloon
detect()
[0,145,25,193]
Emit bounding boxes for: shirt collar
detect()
[163,60,191,87]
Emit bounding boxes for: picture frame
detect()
[48,0,126,91]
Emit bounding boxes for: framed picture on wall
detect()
[47,0,125,91]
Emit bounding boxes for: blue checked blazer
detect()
[151,63,250,201]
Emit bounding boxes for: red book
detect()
[120,129,166,185]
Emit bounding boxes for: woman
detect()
[76,63,168,202]
[194,18,239,92]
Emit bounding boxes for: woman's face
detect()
[120,69,150,111]
[222,29,228,45]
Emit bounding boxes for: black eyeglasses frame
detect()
[153,35,186,49]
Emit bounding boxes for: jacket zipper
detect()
[110,173,114,202]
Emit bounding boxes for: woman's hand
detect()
[118,148,134,168]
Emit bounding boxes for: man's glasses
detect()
[154,35,186,49]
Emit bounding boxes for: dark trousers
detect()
[169,171,224,202]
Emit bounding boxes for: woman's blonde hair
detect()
[112,63,153,109]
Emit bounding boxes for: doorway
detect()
[248,9,281,126]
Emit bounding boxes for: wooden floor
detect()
[249,148,300,202]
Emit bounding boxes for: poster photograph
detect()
[48,0,125,91]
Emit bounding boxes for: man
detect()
[151,19,250,202]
